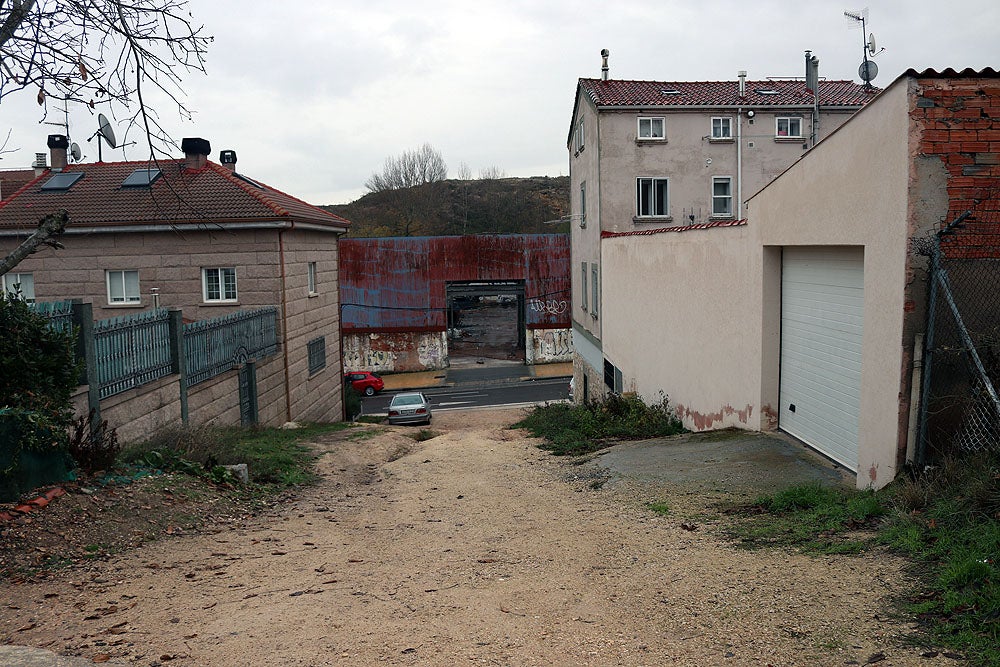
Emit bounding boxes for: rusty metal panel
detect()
[340,234,570,332]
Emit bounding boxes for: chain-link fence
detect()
[917,213,1000,463]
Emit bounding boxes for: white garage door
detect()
[779,247,864,469]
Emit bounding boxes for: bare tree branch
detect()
[365,143,448,193]
[0,210,68,275]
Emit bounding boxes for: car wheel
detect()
[364,386,375,397]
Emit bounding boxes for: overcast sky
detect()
[3,0,998,206]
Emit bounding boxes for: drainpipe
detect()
[737,71,746,220]
[905,333,924,465]
[279,225,293,423]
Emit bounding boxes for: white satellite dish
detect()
[70,142,82,162]
[867,32,877,56]
[97,114,117,149]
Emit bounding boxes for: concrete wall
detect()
[570,91,603,345]
[525,328,573,364]
[343,331,448,373]
[749,78,913,488]
[601,223,762,431]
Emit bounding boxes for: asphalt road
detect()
[361,377,570,417]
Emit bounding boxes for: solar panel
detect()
[40,172,84,191]
[121,168,162,187]
[235,173,264,189]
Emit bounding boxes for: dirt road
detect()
[0,410,943,666]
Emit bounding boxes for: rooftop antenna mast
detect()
[844,8,881,91]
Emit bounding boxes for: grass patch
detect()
[647,501,670,516]
[513,392,686,456]
[727,453,1000,665]
[121,422,349,489]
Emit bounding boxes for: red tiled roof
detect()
[902,67,1000,79]
[0,169,39,201]
[0,160,351,231]
[579,77,876,108]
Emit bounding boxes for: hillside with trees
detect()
[323,175,570,238]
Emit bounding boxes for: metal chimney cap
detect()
[47,134,69,149]
[180,137,211,155]
[220,149,237,164]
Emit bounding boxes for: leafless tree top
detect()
[0,0,212,156]
[365,143,448,192]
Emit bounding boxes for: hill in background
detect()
[322,176,569,238]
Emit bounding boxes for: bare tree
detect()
[365,143,448,193]
[0,0,211,274]
[479,165,506,180]
[456,161,472,180]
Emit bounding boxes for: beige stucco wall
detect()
[749,78,913,488]
[569,91,603,345]
[601,224,762,431]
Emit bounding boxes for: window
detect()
[636,177,669,217]
[2,272,35,303]
[637,117,665,140]
[203,267,237,303]
[590,263,599,318]
[106,270,140,304]
[307,336,326,375]
[40,172,84,191]
[308,262,318,294]
[121,168,162,188]
[712,177,733,217]
[776,117,802,138]
[574,118,585,152]
[580,262,588,311]
[711,117,732,140]
[579,181,586,227]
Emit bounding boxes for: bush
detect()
[68,409,121,475]
[514,392,686,456]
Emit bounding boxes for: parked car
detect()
[387,392,432,425]
[344,371,384,396]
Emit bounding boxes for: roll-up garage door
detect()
[779,247,864,469]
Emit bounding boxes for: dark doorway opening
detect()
[446,281,525,362]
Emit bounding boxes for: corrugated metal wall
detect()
[340,234,570,332]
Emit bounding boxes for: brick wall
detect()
[913,77,1000,258]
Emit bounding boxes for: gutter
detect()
[0,220,348,236]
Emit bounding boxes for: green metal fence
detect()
[29,299,75,333]
[94,308,173,399]
[184,308,279,386]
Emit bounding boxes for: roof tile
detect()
[580,77,877,108]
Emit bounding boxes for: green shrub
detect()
[514,392,686,456]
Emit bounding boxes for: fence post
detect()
[168,309,189,424]
[71,300,100,424]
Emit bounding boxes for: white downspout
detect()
[737,108,743,220]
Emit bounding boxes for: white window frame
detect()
[575,118,585,152]
[2,272,35,303]
[590,263,599,318]
[580,261,588,311]
[308,261,318,295]
[636,177,669,218]
[579,181,586,227]
[712,176,734,218]
[776,116,803,138]
[106,269,140,305]
[711,117,733,140]
[637,117,665,140]
[202,267,238,303]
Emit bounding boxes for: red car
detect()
[344,371,384,396]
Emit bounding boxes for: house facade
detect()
[0,137,351,431]
[593,68,999,489]
[568,53,874,403]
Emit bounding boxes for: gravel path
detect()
[0,409,945,666]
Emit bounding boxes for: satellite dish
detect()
[70,142,82,162]
[868,33,877,56]
[97,114,117,149]
[859,60,878,83]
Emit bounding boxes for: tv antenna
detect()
[89,113,117,162]
[844,8,883,90]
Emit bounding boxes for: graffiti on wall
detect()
[527,328,573,363]
[528,298,568,315]
[343,331,449,373]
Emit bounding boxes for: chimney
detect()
[219,149,238,172]
[33,152,48,176]
[181,137,211,171]
[601,48,610,81]
[47,134,69,171]
[738,70,747,98]
[805,51,819,94]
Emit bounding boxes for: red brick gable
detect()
[911,74,1000,259]
[0,160,350,231]
[580,77,876,108]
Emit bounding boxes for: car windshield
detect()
[391,395,424,407]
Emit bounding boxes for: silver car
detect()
[387,392,432,425]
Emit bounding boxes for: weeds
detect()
[728,453,1000,665]
[514,392,686,456]
[647,501,670,516]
